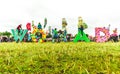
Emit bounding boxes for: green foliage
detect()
[0,31,11,37]
[0,32,2,36]
[0,42,120,73]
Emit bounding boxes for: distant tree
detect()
[0,31,11,37]
[0,32,2,36]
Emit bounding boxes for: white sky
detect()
[0,0,120,36]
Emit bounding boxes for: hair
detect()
[55,28,57,30]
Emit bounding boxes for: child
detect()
[17,24,22,35]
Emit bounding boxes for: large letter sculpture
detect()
[73,17,90,42]
[74,30,90,42]
[95,27,110,42]
[11,29,28,42]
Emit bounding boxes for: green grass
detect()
[0,42,120,74]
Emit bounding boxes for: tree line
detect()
[0,31,11,37]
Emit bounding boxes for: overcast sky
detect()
[0,0,120,36]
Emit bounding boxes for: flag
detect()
[44,18,47,28]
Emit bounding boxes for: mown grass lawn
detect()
[0,42,120,74]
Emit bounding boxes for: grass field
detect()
[0,42,120,74]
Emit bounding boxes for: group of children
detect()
[14,16,119,43]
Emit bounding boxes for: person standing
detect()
[79,25,84,36]
[38,22,42,29]
[17,24,22,35]
[54,28,58,39]
[78,17,84,36]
